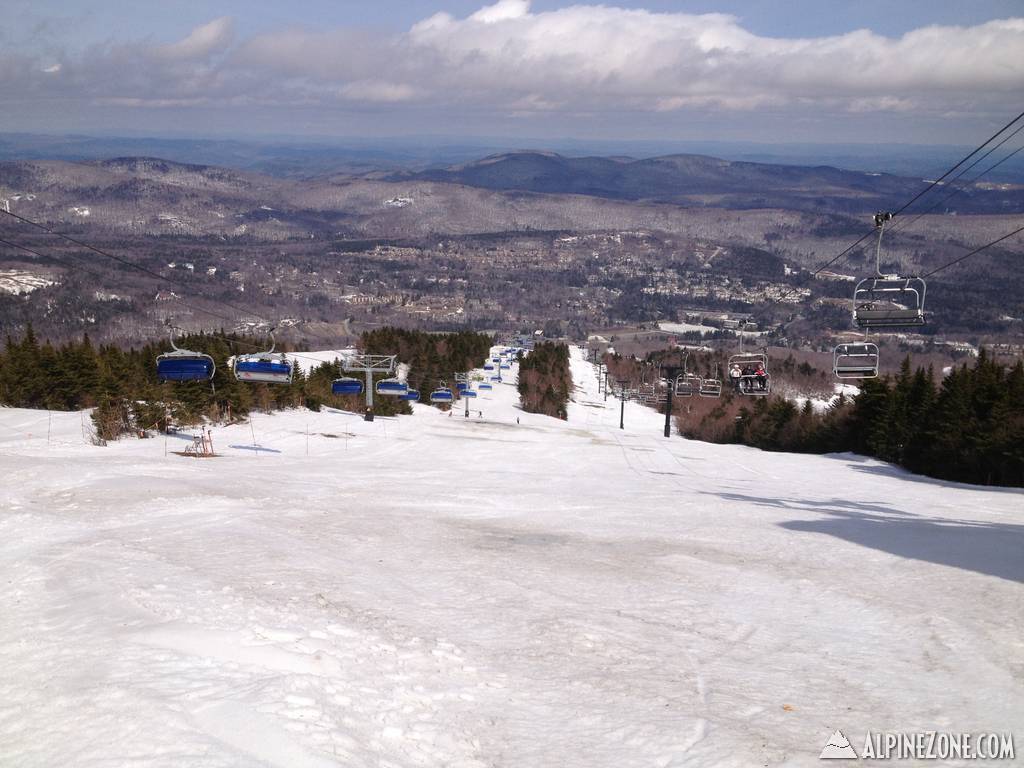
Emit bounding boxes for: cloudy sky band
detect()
[3,0,1023,143]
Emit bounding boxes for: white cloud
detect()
[392,4,1024,112]
[2,3,1023,136]
[469,0,531,24]
[155,17,234,61]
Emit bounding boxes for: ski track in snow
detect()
[1,347,1022,767]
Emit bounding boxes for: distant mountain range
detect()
[384,151,1024,214]
[3,149,1023,233]
[3,131,1024,186]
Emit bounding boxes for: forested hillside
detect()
[518,342,572,419]
[0,327,492,441]
[676,353,1023,486]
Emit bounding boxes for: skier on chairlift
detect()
[729,364,742,392]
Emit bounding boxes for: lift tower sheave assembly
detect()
[343,354,398,421]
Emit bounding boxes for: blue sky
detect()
[2,0,1022,145]
[11,0,1024,44]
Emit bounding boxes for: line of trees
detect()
[518,341,572,419]
[0,326,493,441]
[675,351,1024,487]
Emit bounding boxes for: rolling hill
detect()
[387,151,1024,214]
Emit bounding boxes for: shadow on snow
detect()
[704,491,1024,584]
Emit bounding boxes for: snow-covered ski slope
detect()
[1,347,1021,767]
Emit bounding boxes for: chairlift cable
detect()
[889,126,1024,233]
[892,144,1024,235]
[890,109,1024,218]
[0,206,279,328]
[0,236,112,286]
[763,108,1024,310]
[921,224,1024,279]
[0,225,346,368]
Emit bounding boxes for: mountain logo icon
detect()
[820,729,858,759]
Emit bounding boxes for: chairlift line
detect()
[833,211,928,379]
[759,109,1024,352]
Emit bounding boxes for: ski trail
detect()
[191,701,342,768]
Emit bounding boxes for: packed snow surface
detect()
[1,348,1021,767]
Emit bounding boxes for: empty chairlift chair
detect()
[331,377,364,396]
[231,332,293,385]
[699,377,722,398]
[674,374,701,397]
[430,384,454,403]
[853,211,926,330]
[156,331,216,383]
[853,277,926,329]
[833,343,879,379]
[698,364,723,398]
[375,378,408,396]
[400,388,420,402]
[233,353,293,384]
